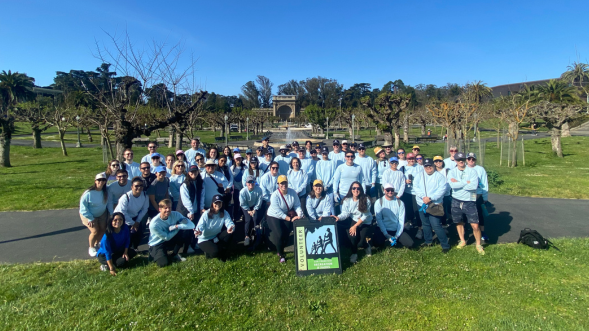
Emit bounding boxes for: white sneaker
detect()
[173,254,187,262]
[365,245,372,257]
[88,247,97,257]
[416,229,424,240]
[244,237,251,246]
[350,254,358,263]
[100,264,108,272]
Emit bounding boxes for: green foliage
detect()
[487,170,503,187]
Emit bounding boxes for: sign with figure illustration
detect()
[294,217,342,276]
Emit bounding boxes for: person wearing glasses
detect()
[194,154,206,174]
[147,166,171,218]
[382,157,406,199]
[444,146,458,170]
[80,173,110,257]
[382,141,394,160]
[333,151,364,212]
[104,159,121,185]
[141,141,159,164]
[334,181,373,263]
[466,152,490,242]
[239,175,264,246]
[374,147,389,199]
[267,175,303,263]
[259,161,281,215]
[114,177,150,250]
[107,169,132,214]
[400,152,423,239]
[433,156,453,226]
[412,145,421,156]
[274,145,292,176]
[354,143,377,197]
[447,152,483,255]
[178,166,206,252]
[122,148,141,178]
[96,212,136,275]
[306,179,334,222]
[328,140,345,168]
[149,153,164,173]
[415,154,424,166]
[139,161,156,191]
[194,195,235,259]
[169,160,187,211]
[243,156,263,187]
[373,184,413,248]
[185,138,206,167]
[397,148,408,168]
[341,140,350,154]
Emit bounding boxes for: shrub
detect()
[487,170,503,187]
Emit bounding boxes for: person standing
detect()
[185,138,206,167]
[205,147,220,164]
[267,175,303,263]
[374,147,389,199]
[298,148,315,191]
[141,141,158,164]
[341,140,350,154]
[412,145,421,156]
[222,146,234,167]
[381,157,406,199]
[466,152,490,242]
[260,149,272,172]
[274,145,292,176]
[334,182,373,263]
[169,161,187,210]
[177,165,206,255]
[194,154,206,174]
[447,152,484,255]
[306,180,334,222]
[231,153,246,221]
[107,169,132,215]
[261,136,275,159]
[287,157,309,216]
[243,156,263,186]
[382,141,395,160]
[259,161,280,210]
[316,147,337,212]
[434,156,452,226]
[290,141,301,158]
[400,153,423,239]
[103,160,121,185]
[175,150,187,165]
[148,199,195,266]
[305,140,314,157]
[194,195,235,259]
[328,140,345,167]
[354,143,377,197]
[397,148,408,168]
[165,154,176,178]
[122,148,141,178]
[413,158,451,253]
[333,151,364,205]
[147,166,171,218]
[139,162,156,191]
[202,160,230,207]
[149,153,164,173]
[96,212,136,275]
[80,173,109,257]
[373,183,413,248]
[217,155,235,212]
[444,146,458,170]
[239,175,264,246]
[114,177,149,250]
[415,154,424,166]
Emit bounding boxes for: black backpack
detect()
[517,228,557,250]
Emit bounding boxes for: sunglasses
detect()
[467,158,476,161]
[271,167,279,170]
[111,164,120,167]
[351,187,361,191]
[408,158,415,160]
[116,175,128,179]
[416,158,423,160]
[397,152,405,154]
[450,150,458,152]
[346,155,355,158]
[196,159,203,162]
[132,185,143,189]
[279,182,288,185]
[141,167,150,170]
[148,146,156,149]
[434,160,443,162]
[413,149,420,151]
[96,179,107,182]
[176,165,185,168]
[125,153,133,155]
[385,188,395,192]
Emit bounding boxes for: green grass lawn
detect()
[0,238,588,330]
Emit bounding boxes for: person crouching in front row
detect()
[148,199,195,267]
[96,212,137,275]
[194,194,235,260]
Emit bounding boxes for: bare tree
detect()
[496,94,532,167]
[532,101,582,157]
[362,92,411,149]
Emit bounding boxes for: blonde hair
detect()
[172,160,187,175]
[158,199,172,208]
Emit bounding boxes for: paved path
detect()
[1,193,588,264]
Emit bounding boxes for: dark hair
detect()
[397,148,405,152]
[289,157,300,169]
[207,147,219,160]
[308,186,326,199]
[207,200,223,218]
[124,148,133,154]
[248,160,260,177]
[88,179,108,203]
[343,181,368,213]
[345,151,355,157]
[148,141,158,147]
[223,146,233,160]
[115,169,128,176]
[166,153,176,162]
[106,212,125,236]
[131,176,144,185]
[269,161,279,172]
[140,161,150,167]
[106,159,121,176]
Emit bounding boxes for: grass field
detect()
[0,238,587,330]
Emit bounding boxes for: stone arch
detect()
[276,105,293,120]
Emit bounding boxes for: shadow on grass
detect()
[0,226,87,245]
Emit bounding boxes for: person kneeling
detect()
[96,212,136,275]
[373,184,414,248]
[148,199,195,267]
[194,195,235,260]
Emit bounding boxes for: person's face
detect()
[124,150,133,161]
[313,185,323,195]
[385,147,392,154]
[467,157,477,167]
[397,150,405,159]
[449,148,457,157]
[95,178,106,190]
[191,140,197,149]
[322,153,329,160]
[112,215,124,230]
[235,157,243,164]
[310,152,317,159]
[424,165,435,175]
[280,149,287,156]
[292,159,300,170]
[293,145,299,151]
[110,161,120,172]
[407,157,415,165]
[177,154,185,161]
[132,181,143,194]
[270,164,279,175]
[265,154,272,161]
[390,161,398,170]
[298,150,305,159]
[152,157,161,165]
[249,160,257,169]
[247,182,255,191]
[148,144,157,153]
[416,156,423,165]
[385,187,395,198]
[156,171,166,180]
[358,148,366,157]
[195,156,204,166]
[209,149,218,158]
[333,144,340,152]
[342,143,349,150]
[255,150,261,156]
[140,164,151,175]
[224,148,230,156]
[456,159,466,169]
[306,142,312,149]
[213,201,223,212]
[413,148,420,154]
[279,182,288,193]
[206,165,216,174]
[117,172,128,185]
[159,204,171,219]
[175,163,185,174]
[351,146,356,152]
[166,156,174,167]
[434,160,444,170]
[218,158,226,167]
[345,153,355,165]
[263,140,269,146]
[377,151,385,160]
[188,170,198,179]
[351,184,361,197]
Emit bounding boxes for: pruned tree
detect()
[42,92,80,156]
[496,93,532,167]
[14,96,54,148]
[361,91,411,148]
[532,101,582,157]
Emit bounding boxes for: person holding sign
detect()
[306,179,334,222]
[334,181,373,264]
[267,175,304,263]
[194,195,235,260]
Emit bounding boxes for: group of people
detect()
[79,136,489,275]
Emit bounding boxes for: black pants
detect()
[267,215,293,256]
[232,189,243,221]
[475,194,485,226]
[374,183,384,199]
[149,230,193,267]
[299,195,307,218]
[130,214,148,249]
[242,207,263,237]
[198,230,233,259]
[97,249,137,267]
[400,193,421,227]
[372,229,414,248]
[338,218,372,254]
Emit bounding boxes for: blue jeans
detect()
[419,209,450,249]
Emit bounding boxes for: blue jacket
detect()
[195,210,234,243]
[328,151,345,168]
[259,172,279,202]
[413,170,447,206]
[354,155,377,186]
[239,186,264,211]
[299,157,315,184]
[337,197,373,225]
[447,167,479,202]
[79,189,108,221]
[96,224,130,261]
[148,211,195,246]
[306,194,333,221]
[267,188,304,219]
[374,197,405,239]
[333,163,364,197]
[287,169,308,197]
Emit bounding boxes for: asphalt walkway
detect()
[1,193,587,264]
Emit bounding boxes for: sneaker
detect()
[442,248,450,254]
[476,245,485,256]
[88,247,97,257]
[173,254,187,262]
[456,240,467,249]
[481,232,489,242]
[100,264,108,272]
[244,237,251,246]
[365,245,372,257]
[278,254,286,263]
[415,229,423,240]
[350,254,358,263]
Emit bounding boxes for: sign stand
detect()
[294,217,343,276]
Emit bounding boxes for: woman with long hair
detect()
[104,159,121,185]
[169,160,187,211]
[287,157,308,216]
[242,156,262,186]
[334,181,373,263]
[195,154,206,173]
[434,155,452,226]
[306,179,333,222]
[206,147,219,164]
[223,146,234,167]
[194,195,235,259]
[165,154,176,178]
[80,173,110,257]
[96,212,136,275]
[177,165,206,251]
[217,155,234,213]
[231,153,246,221]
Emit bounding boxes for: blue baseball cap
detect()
[150,153,162,159]
[155,165,167,173]
[389,157,399,163]
[233,148,240,152]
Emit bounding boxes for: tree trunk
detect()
[393,126,400,149]
[561,122,571,137]
[402,117,409,143]
[86,127,93,142]
[168,131,174,148]
[420,123,426,136]
[376,127,381,136]
[175,132,183,150]
[32,128,42,149]
[105,136,115,160]
[511,139,518,167]
[551,128,563,157]
[59,131,68,156]
[0,137,10,167]
[496,129,500,148]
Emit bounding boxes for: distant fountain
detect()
[254,119,319,148]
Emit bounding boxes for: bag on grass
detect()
[517,228,556,250]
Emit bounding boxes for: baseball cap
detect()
[234,153,243,159]
[321,147,330,154]
[256,146,263,151]
[357,143,365,149]
[433,156,444,161]
[423,158,434,167]
[351,142,357,148]
[264,149,272,155]
[286,144,292,149]
[310,149,317,154]
[95,173,107,180]
[250,156,259,163]
[383,183,394,190]
[374,147,383,156]
[155,165,167,173]
[292,141,299,146]
[297,148,306,153]
[342,140,349,144]
[313,179,324,186]
[333,139,340,145]
[212,195,223,203]
[467,152,477,159]
[455,152,466,160]
[315,144,321,149]
[389,156,399,163]
[176,150,184,155]
[412,145,420,149]
[277,175,288,183]
[246,175,256,183]
[205,159,216,166]
[279,145,288,151]
[233,148,240,152]
[407,153,416,159]
[150,153,162,159]
[263,136,270,141]
[188,165,199,172]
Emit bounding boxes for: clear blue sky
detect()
[2,0,587,95]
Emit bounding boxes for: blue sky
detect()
[2,0,587,95]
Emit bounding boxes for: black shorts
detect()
[451,199,479,224]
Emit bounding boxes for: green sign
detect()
[294,217,342,276]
